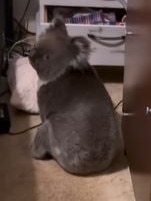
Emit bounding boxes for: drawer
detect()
[40,0,124,9]
[36,18,126,66]
[37,0,126,66]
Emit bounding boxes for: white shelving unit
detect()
[36,0,126,66]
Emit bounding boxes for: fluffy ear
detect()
[70,36,91,67]
[52,16,67,34]
[41,16,68,40]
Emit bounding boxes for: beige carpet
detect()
[0,72,135,201]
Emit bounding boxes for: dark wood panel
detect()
[123,0,151,200]
[122,115,151,201]
[123,0,151,113]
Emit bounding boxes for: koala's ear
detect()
[70,36,91,67]
[52,16,67,34]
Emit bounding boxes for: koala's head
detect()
[29,17,90,81]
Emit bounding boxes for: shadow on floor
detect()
[0,108,38,201]
[95,66,124,83]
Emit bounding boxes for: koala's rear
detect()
[29,17,120,175]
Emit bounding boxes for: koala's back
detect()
[38,70,119,175]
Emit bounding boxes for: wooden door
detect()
[122,0,151,201]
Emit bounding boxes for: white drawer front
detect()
[40,0,124,9]
[37,22,126,66]
[67,24,125,66]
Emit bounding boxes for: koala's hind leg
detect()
[31,121,52,159]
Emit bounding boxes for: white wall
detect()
[13,0,39,32]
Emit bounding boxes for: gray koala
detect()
[29,17,120,175]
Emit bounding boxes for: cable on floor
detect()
[90,66,123,111]
[8,99,123,136]
[114,99,123,110]
[9,122,42,135]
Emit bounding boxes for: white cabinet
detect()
[36,0,126,66]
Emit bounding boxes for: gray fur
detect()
[29,17,120,175]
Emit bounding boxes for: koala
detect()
[29,17,120,175]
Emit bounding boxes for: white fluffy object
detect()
[7,55,39,113]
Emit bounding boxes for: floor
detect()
[0,70,136,201]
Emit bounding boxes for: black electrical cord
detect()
[15,0,31,39]
[0,89,41,135]
[18,0,31,26]
[13,18,35,35]
[114,99,123,110]
[9,122,42,135]
[3,62,122,136]
[90,66,123,111]
[9,99,123,136]
[7,100,122,136]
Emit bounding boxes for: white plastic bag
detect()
[7,54,39,113]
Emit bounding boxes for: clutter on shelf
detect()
[64,10,117,25]
[7,53,39,114]
[47,7,126,25]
